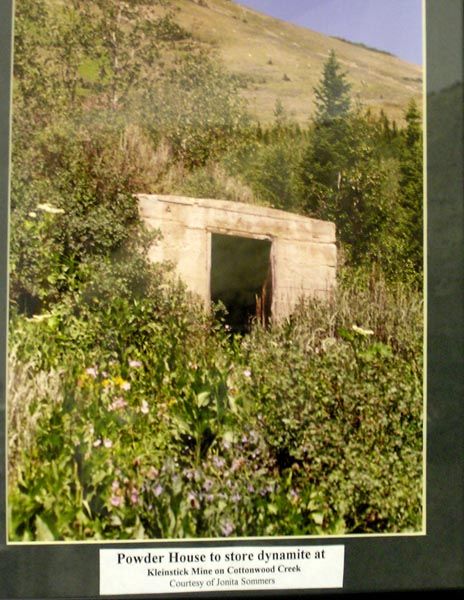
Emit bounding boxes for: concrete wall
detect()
[138,194,336,320]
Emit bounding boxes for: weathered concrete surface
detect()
[138,194,336,320]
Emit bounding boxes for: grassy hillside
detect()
[169,0,422,124]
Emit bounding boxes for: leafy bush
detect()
[8,270,423,540]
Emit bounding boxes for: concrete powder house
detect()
[139,194,336,331]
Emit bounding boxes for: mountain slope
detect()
[171,0,423,124]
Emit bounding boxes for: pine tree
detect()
[299,52,396,266]
[313,49,351,124]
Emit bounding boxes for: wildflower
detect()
[140,400,149,415]
[85,366,98,378]
[37,202,65,215]
[185,469,201,482]
[243,368,252,378]
[28,211,37,218]
[111,480,120,492]
[102,379,111,388]
[109,397,127,411]
[212,456,226,469]
[129,359,142,368]
[130,487,139,505]
[220,521,235,537]
[153,484,163,497]
[231,493,241,502]
[103,439,113,448]
[121,381,131,391]
[352,324,374,336]
[110,495,122,507]
[203,479,214,492]
[93,439,102,447]
[247,483,255,493]
[187,492,200,509]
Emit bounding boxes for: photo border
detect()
[1,0,463,597]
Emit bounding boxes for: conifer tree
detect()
[313,49,351,124]
[299,51,394,267]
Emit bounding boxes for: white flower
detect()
[36,203,65,215]
[128,359,142,368]
[85,366,98,378]
[352,325,374,336]
[243,369,252,378]
[140,400,149,415]
[30,313,50,322]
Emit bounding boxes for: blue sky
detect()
[236,0,423,65]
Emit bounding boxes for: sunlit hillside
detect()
[170,0,423,124]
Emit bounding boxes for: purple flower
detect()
[130,488,139,505]
[220,521,235,537]
[110,495,122,507]
[203,479,214,492]
[212,456,226,469]
[153,484,163,497]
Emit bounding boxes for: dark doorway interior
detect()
[210,233,272,333]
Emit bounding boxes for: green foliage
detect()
[146,50,251,168]
[396,99,424,278]
[8,0,424,542]
[299,112,399,266]
[9,268,423,539]
[313,50,351,124]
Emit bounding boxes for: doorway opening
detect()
[210,233,273,333]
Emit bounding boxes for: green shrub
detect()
[8,268,423,539]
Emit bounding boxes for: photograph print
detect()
[7,0,424,542]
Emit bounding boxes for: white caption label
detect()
[100,544,344,595]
